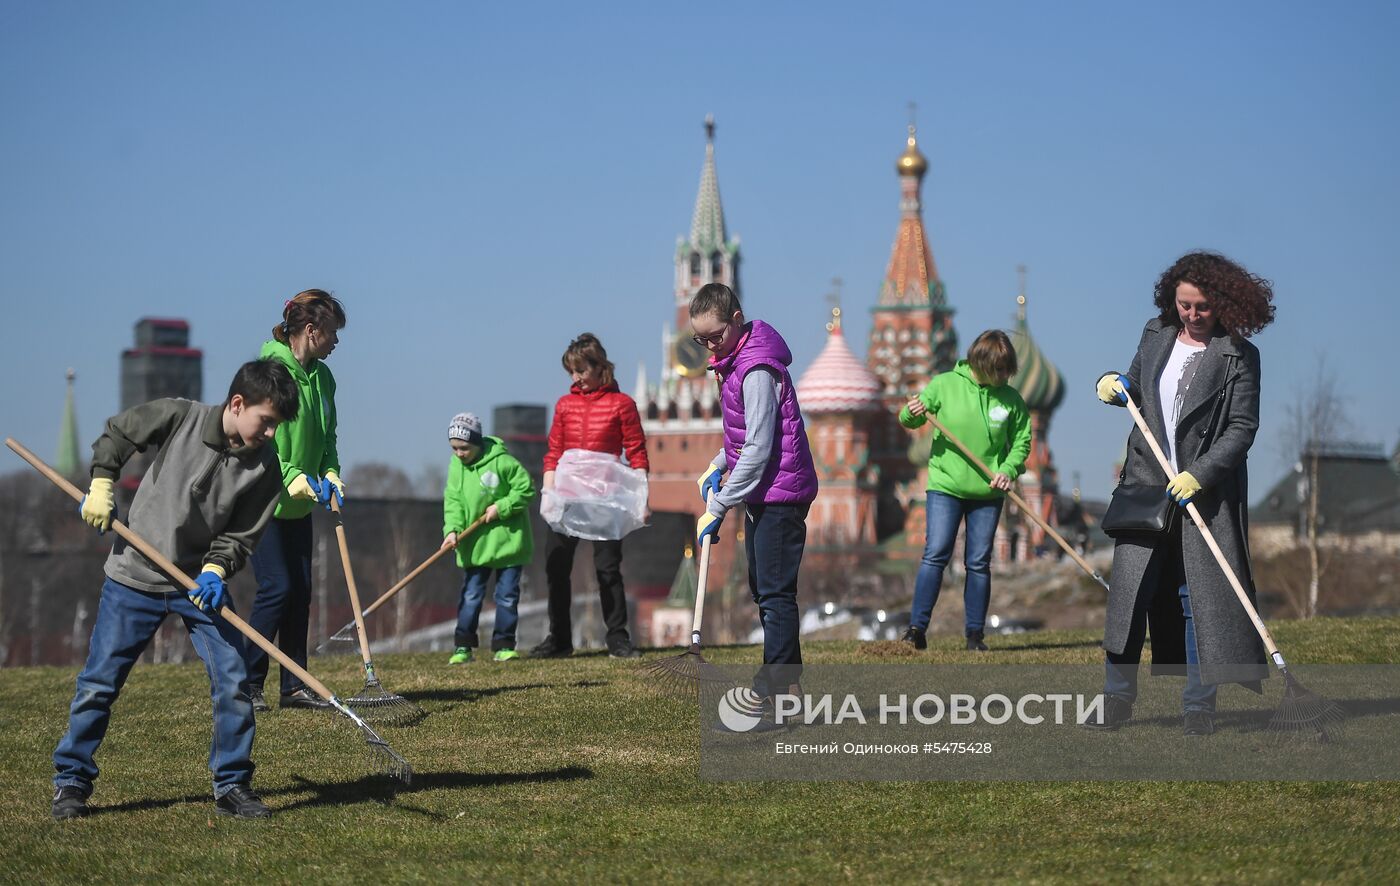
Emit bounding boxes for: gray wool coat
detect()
[1102,318,1269,689]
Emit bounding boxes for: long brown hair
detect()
[561,333,615,387]
[273,289,347,343]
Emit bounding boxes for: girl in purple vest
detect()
[692,283,819,718]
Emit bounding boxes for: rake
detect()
[1121,400,1343,739]
[925,414,1110,592]
[318,513,488,655]
[4,437,412,784]
[643,491,734,693]
[328,498,425,726]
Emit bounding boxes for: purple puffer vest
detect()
[710,320,819,505]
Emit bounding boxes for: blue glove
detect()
[322,470,345,509]
[696,509,724,546]
[1166,471,1202,506]
[697,463,723,503]
[288,473,324,503]
[189,566,226,612]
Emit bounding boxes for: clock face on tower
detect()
[673,335,710,378]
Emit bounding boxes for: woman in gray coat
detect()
[1092,251,1276,736]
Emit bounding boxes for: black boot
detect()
[1082,695,1134,731]
[249,688,270,713]
[1183,710,1216,736]
[530,635,574,658]
[900,626,927,650]
[51,786,90,821]
[280,688,331,710]
[216,785,271,819]
[965,630,988,652]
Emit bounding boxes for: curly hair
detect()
[1153,251,1275,338]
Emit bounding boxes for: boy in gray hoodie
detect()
[51,359,299,822]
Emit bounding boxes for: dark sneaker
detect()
[280,688,331,710]
[529,636,574,658]
[900,626,927,650]
[215,785,271,819]
[249,689,270,713]
[51,786,90,821]
[608,642,641,659]
[1082,695,1134,731]
[1183,710,1216,736]
[966,630,989,652]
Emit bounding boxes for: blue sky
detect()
[2,1,1396,501]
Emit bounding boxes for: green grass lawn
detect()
[2,618,1398,883]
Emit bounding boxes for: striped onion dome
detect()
[1009,295,1065,413]
[797,309,884,413]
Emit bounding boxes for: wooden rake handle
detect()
[360,513,490,620]
[922,413,1109,590]
[327,497,374,667]
[1121,400,1282,661]
[4,436,342,703]
[691,490,716,646]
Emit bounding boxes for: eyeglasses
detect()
[691,324,730,347]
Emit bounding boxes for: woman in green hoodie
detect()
[441,412,536,663]
[898,330,1031,652]
[245,289,346,711]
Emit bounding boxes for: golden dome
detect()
[896,124,927,177]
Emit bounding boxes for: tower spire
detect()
[690,114,727,256]
[56,368,82,478]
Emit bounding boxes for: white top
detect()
[1158,337,1208,473]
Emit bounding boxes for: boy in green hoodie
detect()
[442,413,536,663]
[898,330,1031,652]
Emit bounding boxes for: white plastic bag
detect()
[540,449,649,541]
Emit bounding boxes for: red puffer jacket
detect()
[543,382,650,472]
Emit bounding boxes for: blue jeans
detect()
[1104,583,1218,713]
[245,515,313,696]
[910,492,1004,634]
[746,503,809,699]
[454,565,522,651]
[54,578,256,798]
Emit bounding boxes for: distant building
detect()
[121,318,202,409]
[1251,443,1400,556]
[492,403,547,481]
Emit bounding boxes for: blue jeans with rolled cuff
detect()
[454,565,522,651]
[53,578,256,799]
[910,492,1004,634]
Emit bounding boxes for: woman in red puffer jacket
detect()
[531,333,649,660]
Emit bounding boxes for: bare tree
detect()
[346,462,415,498]
[1279,355,1350,618]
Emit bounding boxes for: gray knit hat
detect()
[448,412,483,445]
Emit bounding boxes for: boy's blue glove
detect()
[697,463,723,503]
[78,477,117,534]
[1096,373,1130,405]
[322,470,345,509]
[190,565,227,613]
[696,510,723,546]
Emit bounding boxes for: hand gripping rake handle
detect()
[923,414,1110,592]
[328,497,376,671]
[363,513,489,621]
[1121,400,1285,667]
[5,437,345,704]
[691,491,716,648]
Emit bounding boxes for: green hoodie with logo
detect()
[260,339,340,520]
[899,360,1032,501]
[443,437,536,570]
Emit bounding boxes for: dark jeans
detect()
[455,565,522,651]
[746,502,809,699]
[1104,582,1218,713]
[544,531,630,648]
[910,492,1004,633]
[54,578,256,798]
[245,515,313,696]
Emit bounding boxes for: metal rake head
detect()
[642,646,735,696]
[1268,668,1345,743]
[348,678,427,726]
[314,622,361,656]
[328,697,414,785]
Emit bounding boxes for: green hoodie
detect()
[899,360,1032,500]
[443,437,536,569]
[260,339,340,520]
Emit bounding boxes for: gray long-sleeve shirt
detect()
[708,367,780,518]
[94,399,284,592]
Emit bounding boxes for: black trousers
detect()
[245,515,313,695]
[544,530,630,648]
